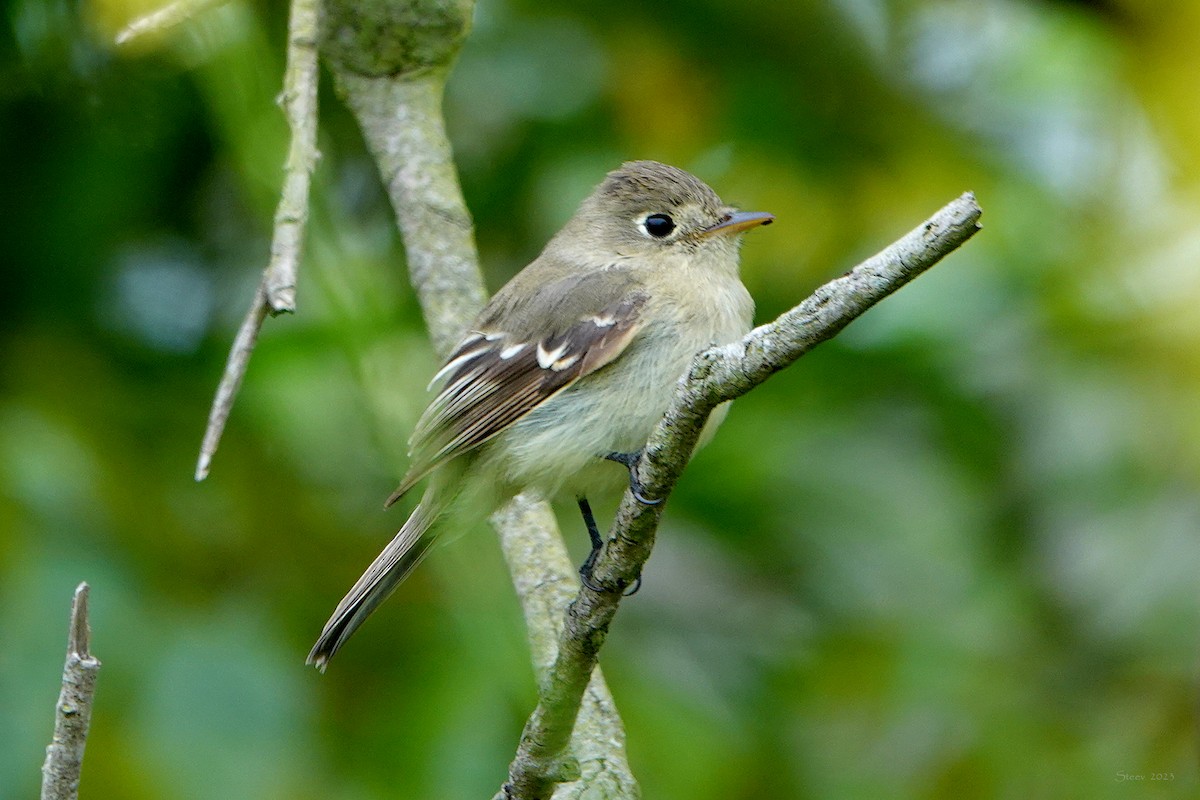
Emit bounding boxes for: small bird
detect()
[308,160,773,670]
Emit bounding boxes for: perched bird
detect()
[308,160,773,670]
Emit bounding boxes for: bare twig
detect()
[41,583,101,800]
[501,193,984,800]
[265,0,321,313]
[195,280,270,480]
[114,0,230,45]
[194,0,320,480]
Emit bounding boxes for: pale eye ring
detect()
[642,213,676,238]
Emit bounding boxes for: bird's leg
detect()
[576,497,605,591]
[604,449,662,505]
[576,497,641,596]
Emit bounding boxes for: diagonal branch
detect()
[491,494,638,798]
[114,0,230,45]
[194,0,320,480]
[41,583,101,800]
[501,192,984,800]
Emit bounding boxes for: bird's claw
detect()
[579,561,641,596]
[605,450,662,505]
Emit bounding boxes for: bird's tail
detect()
[307,486,445,672]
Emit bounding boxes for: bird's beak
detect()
[700,210,775,238]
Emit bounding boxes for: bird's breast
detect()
[485,269,752,497]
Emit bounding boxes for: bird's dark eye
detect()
[643,213,676,238]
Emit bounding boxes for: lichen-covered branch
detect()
[491,494,639,800]
[320,3,638,796]
[194,0,321,480]
[330,71,486,357]
[41,583,101,800]
[501,193,984,800]
[320,0,484,356]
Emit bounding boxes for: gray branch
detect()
[41,583,101,800]
[264,0,322,313]
[491,494,638,800]
[320,0,486,357]
[195,280,270,481]
[331,70,486,357]
[194,0,321,480]
[500,193,984,800]
[320,2,639,796]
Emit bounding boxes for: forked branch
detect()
[193,0,321,480]
[319,1,638,795]
[116,0,321,481]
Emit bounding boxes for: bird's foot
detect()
[604,450,662,505]
[576,496,642,595]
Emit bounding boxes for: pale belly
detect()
[481,288,751,499]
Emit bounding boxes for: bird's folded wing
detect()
[385,272,647,506]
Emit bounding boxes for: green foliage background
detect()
[3,0,1199,797]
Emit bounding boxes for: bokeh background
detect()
[4,0,1199,797]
